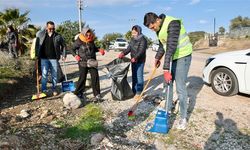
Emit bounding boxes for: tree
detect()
[56,20,84,48]
[0,8,38,55]
[188,31,206,45]
[230,16,250,30]
[124,30,131,41]
[101,33,123,49]
[219,26,225,35]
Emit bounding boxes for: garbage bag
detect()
[48,61,65,83]
[106,57,134,100]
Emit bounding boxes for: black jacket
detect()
[71,38,99,67]
[155,14,181,70]
[36,29,66,60]
[123,35,147,63]
[7,31,17,44]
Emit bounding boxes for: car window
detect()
[116,39,126,42]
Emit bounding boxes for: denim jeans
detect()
[131,62,144,95]
[41,59,58,92]
[165,55,192,119]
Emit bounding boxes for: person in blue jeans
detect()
[144,12,192,130]
[35,21,66,96]
[118,25,148,99]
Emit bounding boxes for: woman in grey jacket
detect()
[118,25,148,98]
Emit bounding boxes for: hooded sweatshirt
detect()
[123,25,148,63]
[71,27,99,67]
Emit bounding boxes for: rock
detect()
[168,144,177,150]
[154,139,166,150]
[46,115,55,122]
[63,111,68,115]
[90,133,105,145]
[40,110,51,119]
[63,93,82,109]
[101,138,114,148]
[18,109,30,119]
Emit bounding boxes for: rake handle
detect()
[129,66,158,112]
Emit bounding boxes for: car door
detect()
[246,52,250,91]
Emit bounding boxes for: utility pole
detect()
[77,0,83,32]
[213,17,216,36]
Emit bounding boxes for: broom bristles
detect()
[32,93,46,100]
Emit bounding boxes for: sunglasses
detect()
[48,28,55,31]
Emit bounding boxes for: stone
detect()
[19,109,30,118]
[154,139,166,150]
[63,93,82,109]
[90,133,105,145]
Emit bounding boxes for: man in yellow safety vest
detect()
[144,12,192,130]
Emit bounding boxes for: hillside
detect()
[194,38,250,54]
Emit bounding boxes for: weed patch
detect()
[63,104,105,141]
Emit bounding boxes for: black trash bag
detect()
[48,62,65,83]
[106,57,134,100]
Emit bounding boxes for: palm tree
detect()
[0,8,38,55]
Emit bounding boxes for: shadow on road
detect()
[187,76,204,121]
[204,112,250,150]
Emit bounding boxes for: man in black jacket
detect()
[36,21,66,96]
[144,12,192,130]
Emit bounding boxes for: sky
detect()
[0,0,249,40]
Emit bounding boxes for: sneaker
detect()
[53,91,58,96]
[176,118,187,130]
[76,93,85,99]
[91,94,102,102]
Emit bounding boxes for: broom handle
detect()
[165,59,172,110]
[36,59,40,94]
[63,60,68,81]
[134,66,158,104]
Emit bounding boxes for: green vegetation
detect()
[101,32,123,49]
[0,8,39,54]
[219,26,226,35]
[63,104,105,140]
[56,20,86,48]
[188,31,205,45]
[230,16,250,30]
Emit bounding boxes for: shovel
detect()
[145,59,172,134]
[61,60,75,92]
[32,59,46,100]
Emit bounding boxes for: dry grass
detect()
[194,38,250,55]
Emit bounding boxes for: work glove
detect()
[118,53,125,59]
[131,58,137,63]
[155,59,161,68]
[164,70,172,83]
[99,49,105,55]
[75,55,81,62]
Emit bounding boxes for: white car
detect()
[113,38,128,51]
[203,49,250,96]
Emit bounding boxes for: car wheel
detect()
[211,68,238,96]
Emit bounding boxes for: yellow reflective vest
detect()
[157,16,192,60]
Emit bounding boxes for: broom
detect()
[128,66,158,119]
[32,59,46,100]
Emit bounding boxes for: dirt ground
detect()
[0,48,249,149]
